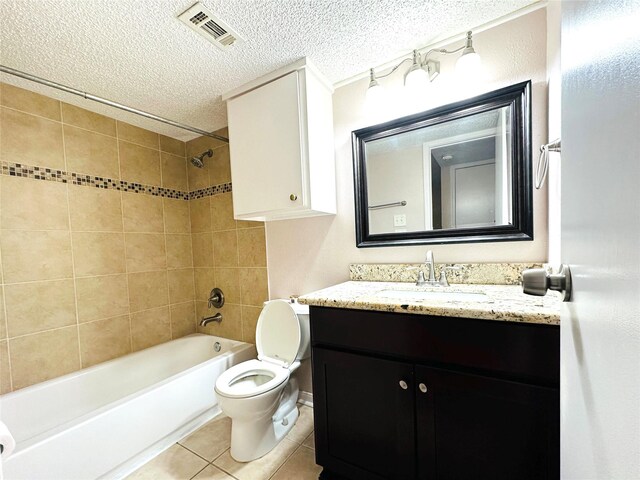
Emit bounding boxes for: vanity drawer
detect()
[310,306,559,385]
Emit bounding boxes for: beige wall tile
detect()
[161,152,188,191]
[130,306,171,351]
[168,268,195,304]
[187,162,211,191]
[209,145,231,185]
[5,280,77,338]
[241,305,261,344]
[214,268,240,304]
[210,193,236,231]
[122,192,164,233]
[198,302,242,341]
[237,227,266,267]
[63,125,120,178]
[69,187,123,232]
[192,233,213,268]
[160,135,185,156]
[166,234,193,269]
[0,288,6,339]
[117,121,159,149]
[213,230,238,267]
[239,268,269,306]
[75,274,130,323]
[119,141,161,186]
[1,176,69,230]
[170,302,196,339]
[0,107,65,169]
[189,197,211,233]
[1,83,61,120]
[9,326,80,390]
[236,219,265,229]
[186,135,227,160]
[0,340,11,394]
[79,315,131,367]
[193,268,215,302]
[2,230,73,283]
[125,233,167,273]
[72,232,126,277]
[128,271,169,312]
[61,103,116,136]
[163,199,191,233]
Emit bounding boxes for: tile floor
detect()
[126,405,321,480]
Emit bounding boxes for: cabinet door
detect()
[415,366,559,480]
[313,348,415,480]
[227,71,304,217]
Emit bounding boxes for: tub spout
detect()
[200,313,223,327]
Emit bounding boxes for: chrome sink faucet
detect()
[416,250,439,286]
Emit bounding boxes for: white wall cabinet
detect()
[223,58,336,221]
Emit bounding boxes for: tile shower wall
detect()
[0,82,267,393]
[185,135,268,346]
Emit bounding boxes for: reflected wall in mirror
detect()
[353,81,532,247]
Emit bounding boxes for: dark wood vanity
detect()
[310,306,559,480]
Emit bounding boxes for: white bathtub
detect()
[0,334,255,480]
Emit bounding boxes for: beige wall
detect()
[266,9,550,300]
[0,83,266,393]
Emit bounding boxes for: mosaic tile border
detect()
[0,161,232,201]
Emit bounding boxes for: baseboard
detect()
[297,390,313,407]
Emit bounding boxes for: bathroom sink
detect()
[377,289,490,302]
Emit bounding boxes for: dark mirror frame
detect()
[352,80,533,248]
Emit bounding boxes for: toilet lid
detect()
[256,300,301,366]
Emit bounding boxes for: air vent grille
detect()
[178,2,244,51]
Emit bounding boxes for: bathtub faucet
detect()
[200,313,223,327]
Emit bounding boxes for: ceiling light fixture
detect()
[366,31,481,102]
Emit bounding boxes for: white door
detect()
[561,2,640,479]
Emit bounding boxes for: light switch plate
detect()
[394,214,407,227]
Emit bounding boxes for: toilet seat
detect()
[215,359,289,399]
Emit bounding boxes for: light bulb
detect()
[456,50,481,77]
[404,66,430,89]
[365,69,386,111]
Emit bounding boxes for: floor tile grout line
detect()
[188,463,210,480]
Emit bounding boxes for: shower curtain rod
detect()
[0,65,229,143]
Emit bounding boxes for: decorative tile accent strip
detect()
[349,263,544,285]
[0,161,231,201]
[189,182,233,199]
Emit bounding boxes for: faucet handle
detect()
[439,266,461,287]
[416,271,426,286]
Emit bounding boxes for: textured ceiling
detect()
[0,0,536,140]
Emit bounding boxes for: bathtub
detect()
[0,334,255,480]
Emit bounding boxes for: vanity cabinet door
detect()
[415,365,559,480]
[313,348,415,480]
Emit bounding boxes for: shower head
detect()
[190,149,213,168]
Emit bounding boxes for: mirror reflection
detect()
[365,106,512,235]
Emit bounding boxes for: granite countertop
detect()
[298,281,561,325]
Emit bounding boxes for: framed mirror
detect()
[352,81,532,247]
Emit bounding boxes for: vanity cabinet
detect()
[223,58,336,221]
[310,306,560,480]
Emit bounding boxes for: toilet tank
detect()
[289,300,311,360]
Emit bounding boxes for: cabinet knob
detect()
[290,194,298,201]
[399,380,408,390]
[419,383,428,394]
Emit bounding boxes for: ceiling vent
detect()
[178,2,244,51]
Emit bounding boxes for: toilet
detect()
[214,299,310,462]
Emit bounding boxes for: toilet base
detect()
[230,403,299,462]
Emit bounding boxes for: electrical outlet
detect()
[394,214,407,227]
